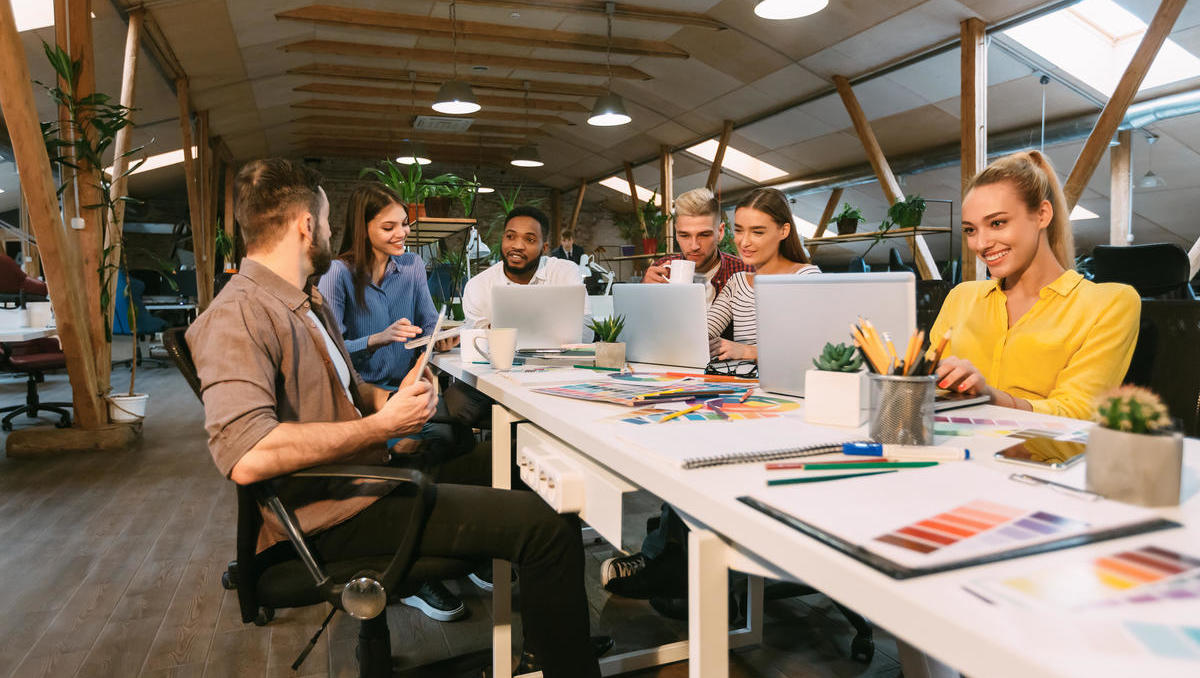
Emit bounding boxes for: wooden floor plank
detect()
[201,628,270,678]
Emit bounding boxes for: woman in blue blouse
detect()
[317,183,468,623]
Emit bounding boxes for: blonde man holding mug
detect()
[641,187,752,306]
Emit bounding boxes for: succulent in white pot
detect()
[805,342,869,428]
[1086,386,1182,507]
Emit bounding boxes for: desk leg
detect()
[492,404,524,678]
[688,528,728,678]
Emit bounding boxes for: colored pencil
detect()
[884,332,899,373]
[739,387,754,403]
[659,372,757,383]
[573,364,619,371]
[658,404,703,423]
[925,328,952,376]
[790,461,938,471]
[766,459,900,470]
[767,470,897,486]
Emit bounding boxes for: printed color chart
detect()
[874,499,1088,555]
[618,395,800,425]
[1124,622,1200,661]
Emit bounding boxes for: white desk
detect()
[0,326,56,342]
[433,354,1200,678]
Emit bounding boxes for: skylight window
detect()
[684,139,789,183]
[598,176,662,206]
[791,213,821,239]
[1069,204,1099,220]
[1003,0,1200,96]
[13,1,54,32]
[106,147,196,177]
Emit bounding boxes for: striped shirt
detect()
[707,266,822,345]
[317,254,438,386]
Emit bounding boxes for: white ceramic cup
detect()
[666,258,696,284]
[473,328,518,370]
[459,329,486,363]
[26,301,53,327]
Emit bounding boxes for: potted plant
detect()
[640,192,668,254]
[833,203,864,235]
[804,342,868,427]
[588,314,626,369]
[1086,386,1183,507]
[888,194,926,229]
[423,173,466,218]
[360,159,425,220]
[40,42,150,424]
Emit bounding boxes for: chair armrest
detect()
[288,464,427,483]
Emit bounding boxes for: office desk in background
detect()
[0,326,57,343]
[432,352,1200,678]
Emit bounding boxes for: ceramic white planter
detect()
[1085,425,1183,507]
[804,369,869,428]
[108,393,149,423]
[594,342,626,369]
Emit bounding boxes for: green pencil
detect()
[767,470,897,486]
[795,461,938,471]
[573,364,620,371]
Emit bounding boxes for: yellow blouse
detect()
[929,270,1140,420]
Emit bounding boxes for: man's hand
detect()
[642,264,669,284]
[709,337,756,361]
[373,379,437,439]
[434,335,460,352]
[368,318,422,350]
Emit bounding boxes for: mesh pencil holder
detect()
[869,374,936,445]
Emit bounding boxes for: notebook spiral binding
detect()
[682,439,873,470]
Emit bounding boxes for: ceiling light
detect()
[1138,170,1165,189]
[588,92,632,127]
[396,153,431,166]
[476,186,495,194]
[432,80,481,115]
[754,0,829,20]
[510,145,544,168]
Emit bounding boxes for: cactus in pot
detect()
[1086,386,1182,507]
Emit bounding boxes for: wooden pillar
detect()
[813,187,844,239]
[1064,0,1186,210]
[659,145,674,252]
[833,75,939,280]
[550,188,562,247]
[960,18,988,281]
[177,79,204,310]
[567,180,586,233]
[1109,129,1133,246]
[196,112,216,310]
[224,163,236,270]
[1189,239,1200,280]
[624,161,646,238]
[0,0,105,428]
[705,120,733,192]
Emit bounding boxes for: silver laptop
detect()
[491,285,586,349]
[756,273,917,397]
[613,283,709,368]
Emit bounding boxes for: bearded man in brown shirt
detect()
[187,159,600,678]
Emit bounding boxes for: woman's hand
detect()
[367,318,422,350]
[434,335,460,352]
[709,337,756,361]
[934,356,988,395]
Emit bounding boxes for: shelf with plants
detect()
[806,225,951,248]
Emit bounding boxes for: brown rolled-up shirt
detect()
[187,258,392,552]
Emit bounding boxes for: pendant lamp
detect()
[754,0,828,20]
[588,4,632,127]
[432,1,481,115]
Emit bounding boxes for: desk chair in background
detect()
[163,328,481,678]
[114,270,169,368]
[1124,300,1200,437]
[1091,243,1197,299]
[0,338,72,431]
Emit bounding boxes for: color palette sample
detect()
[874,499,1088,555]
[532,380,686,405]
[933,415,1089,441]
[1124,622,1200,661]
[618,395,800,425]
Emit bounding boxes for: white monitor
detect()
[756,272,916,397]
[613,283,709,368]
[491,285,586,349]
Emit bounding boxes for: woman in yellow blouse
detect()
[930,150,1140,420]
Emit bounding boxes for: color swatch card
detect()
[740,463,1171,574]
[530,379,691,405]
[934,415,1090,441]
[615,394,801,425]
[1121,622,1200,662]
[966,544,1200,609]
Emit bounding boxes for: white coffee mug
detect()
[666,258,696,285]
[460,329,486,363]
[473,328,518,370]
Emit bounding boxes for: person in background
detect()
[641,187,751,306]
[317,183,469,623]
[707,187,820,360]
[0,252,48,297]
[930,150,1139,420]
[549,228,584,264]
[189,159,602,678]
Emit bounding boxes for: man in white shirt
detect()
[462,205,588,329]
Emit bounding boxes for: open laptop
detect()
[613,283,709,368]
[491,285,586,349]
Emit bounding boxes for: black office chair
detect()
[1123,301,1200,437]
[0,338,73,431]
[163,328,479,677]
[916,280,954,334]
[887,247,915,275]
[1091,243,1197,300]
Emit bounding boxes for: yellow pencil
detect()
[925,328,952,376]
[884,332,899,374]
[658,403,703,423]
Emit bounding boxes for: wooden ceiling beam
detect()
[291,133,519,149]
[292,98,570,125]
[294,82,588,112]
[291,113,543,134]
[453,0,724,30]
[297,143,510,164]
[292,127,532,145]
[282,39,651,80]
[275,4,688,59]
[290,63,608,97]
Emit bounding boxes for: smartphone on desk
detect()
[994,437,1085,470]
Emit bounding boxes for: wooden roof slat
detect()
[292,127,532,145]
[291,99,571,125]
[452,0,724,30]
[294,82,588,112]
[291,114,543,133]
[290,63,610,97]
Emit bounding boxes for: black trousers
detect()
[312,482,600,678]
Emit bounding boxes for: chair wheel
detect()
[254,606,275,626]
[55,417,70,429]
[850,635,875,663]
[222,561,239,590]
[1,422,10,432]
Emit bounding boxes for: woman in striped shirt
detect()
[708,187,820,360]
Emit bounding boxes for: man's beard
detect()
[308,239,333,277]
[502,252,540,277]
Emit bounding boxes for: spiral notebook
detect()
[619,418,866,469]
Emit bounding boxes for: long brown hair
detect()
[965,150,1075,269]
[339,183,407,306]
[734,187,810,264]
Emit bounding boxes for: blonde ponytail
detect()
[965,150,1075,269]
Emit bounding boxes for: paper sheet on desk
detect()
[618,417,861,468]
[740,463,1171,576]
